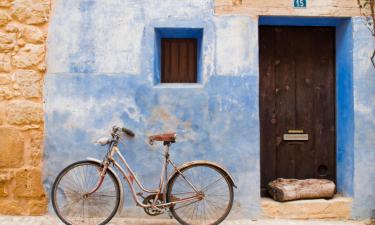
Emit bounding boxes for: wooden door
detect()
[259,26,336,195]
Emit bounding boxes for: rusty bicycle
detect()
[51,125,236,225]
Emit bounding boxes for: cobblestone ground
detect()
[0,216,373,225]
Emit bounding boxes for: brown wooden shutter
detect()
[161,38,197,83]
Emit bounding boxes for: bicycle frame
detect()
[52,127,237,225]
[91,142,202,209]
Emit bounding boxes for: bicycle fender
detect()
[168,160,237,188]
[86,157,125,214]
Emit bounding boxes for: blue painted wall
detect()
[45,0,374,219]
[352,17,375,219]
[45,0,260,219]
[336,19,355,197]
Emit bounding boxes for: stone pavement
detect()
[0,216,373,225]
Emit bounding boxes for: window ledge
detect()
[153,83,204,89]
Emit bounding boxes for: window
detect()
[161,38,197,83]
[154,28,203,84]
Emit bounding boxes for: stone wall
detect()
[0,0,50,215]
[215,0,362,16]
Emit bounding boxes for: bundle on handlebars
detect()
[112,125,135,137]
[122,127,135,137]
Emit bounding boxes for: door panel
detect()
[259,26,336,195]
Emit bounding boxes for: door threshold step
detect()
[261,195,352,219]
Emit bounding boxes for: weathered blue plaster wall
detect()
[352,17,375,219]
[45,0,375,219]
[45,0,260,219]
[336,19,355,197]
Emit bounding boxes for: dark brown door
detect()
[259,26,336,195]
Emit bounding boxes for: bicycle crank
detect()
[142,194,164,216]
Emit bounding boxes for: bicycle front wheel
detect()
[51,160,121,225]
[167,163,234,225]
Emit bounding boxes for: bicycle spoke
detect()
[201,176,225,192]
[170,191,196,196]
[168,164,233,225]
[173,199,201,211]
[52,162,120,225]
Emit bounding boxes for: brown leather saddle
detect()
[149,132,176,143]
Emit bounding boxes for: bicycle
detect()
[51,125,236,225]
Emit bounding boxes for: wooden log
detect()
[268,178,335,202]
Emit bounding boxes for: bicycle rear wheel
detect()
[51,160,120,225]
[166,163,234,225]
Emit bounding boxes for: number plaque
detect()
[294,0,307,8]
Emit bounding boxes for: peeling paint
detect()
[352,17,375,219]
[45,0,374,220]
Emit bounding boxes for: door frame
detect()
[258,16,355,197]
[259,25,337,194]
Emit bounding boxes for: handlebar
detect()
[112,125,135,138]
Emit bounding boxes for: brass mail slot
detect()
[283,133,309,141]
[288,129,304,134]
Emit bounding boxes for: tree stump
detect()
[268,178,335,202]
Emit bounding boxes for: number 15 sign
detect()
[294,0,307,8]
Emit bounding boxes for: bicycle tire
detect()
[166,162,234,225]
[51,160,121,225]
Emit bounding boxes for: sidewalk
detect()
[0,216,373,225]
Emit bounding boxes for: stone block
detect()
[261,196,352,219]
[6,100,43,125]
[0,171,12,197]
[0,31,16,52]
[0,182,8,197]
[5,22,21,33]
[14,168,45,198]
[0,200,24,215]
[12,44,45,68]
[232,0,242,6]
[36,62,45,72]
[0,171,13,182]
[0,103,6,125]
[215,0,361,16]
[22,25,45,44]
[0,127,24,168]
[0,0,12,8]
[0,73,11,84]
[11,0,50,25]
[30,148,42,167]
[0,86,13,99]
[12,70,41,98]
[0,10,10,26]
[0,53,11,72]
[28,130,43,167]
[28,199,47,215]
